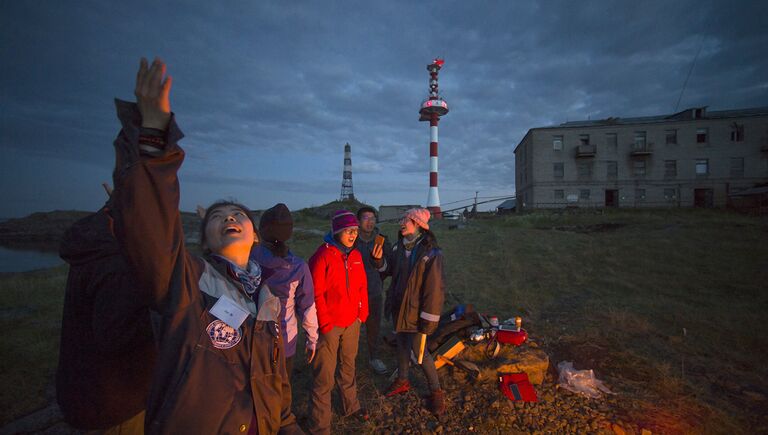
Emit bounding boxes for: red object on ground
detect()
[499,372,537,402]
[385,379,411,397]
[496,328,528,346]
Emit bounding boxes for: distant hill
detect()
[0,200,375,248]
[0,210,202,248]
[294,198,371,219]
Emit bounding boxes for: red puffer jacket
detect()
[309,240,369,334]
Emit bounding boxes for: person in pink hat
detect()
[307,210,370,434]
[383,208,447,415]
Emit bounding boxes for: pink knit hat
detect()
[403,208,430,230]
[332,210,359,234]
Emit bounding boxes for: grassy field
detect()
[1,208,767,432]
[0,265,68,424]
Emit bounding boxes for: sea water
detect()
[0,246,63,273]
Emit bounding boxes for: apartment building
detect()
[514,106,768,210]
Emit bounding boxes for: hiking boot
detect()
[427,389,446,415]
[385,378,411,397]
[370,358,388,375]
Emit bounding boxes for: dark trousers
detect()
[364,292,383,360]
[285,355,294,382]
[396,332,441,392]
[309,320,362,435]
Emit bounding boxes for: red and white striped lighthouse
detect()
[419,58,449,218]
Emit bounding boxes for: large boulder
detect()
[456,341,549,385]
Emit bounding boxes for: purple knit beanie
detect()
[332,210,359,234]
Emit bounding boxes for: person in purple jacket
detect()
[250,203,319,377]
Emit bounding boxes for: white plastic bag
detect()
[557,361,613,399]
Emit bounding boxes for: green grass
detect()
[433,209,768,432]
[0,265,68,424]
[1,209,766,432]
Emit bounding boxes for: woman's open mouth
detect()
[223,225,242,235]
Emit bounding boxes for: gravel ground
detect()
[0,335,659,435]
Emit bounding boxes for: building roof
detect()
[553,106,768,129]
[497,199,516,209]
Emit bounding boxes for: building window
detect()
[553,135,563,151]
[665,129,677,145]
[553,162,564,178]
[664,188,677,200]
[730,157,744,177]
[664,160,677,178]
[695,159,709,176]
[636,188,646,202]
[634,131,647,150]
[633,160,646,176]
[577,162,592,180]
[606,161,617,179]
[696,128,708,144]
[606,133,617,151]
[730,124,744,142]
[554,189,564,200]
[579,134,590,145]
[580,189,590,200]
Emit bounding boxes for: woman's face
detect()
[400,217,418,238]
[337,227,358,248]
[204,205,256,255]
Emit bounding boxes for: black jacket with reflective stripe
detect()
[385,233,445,334]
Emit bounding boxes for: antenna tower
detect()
[419,58,449,218]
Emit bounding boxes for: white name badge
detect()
[209,294,250,330]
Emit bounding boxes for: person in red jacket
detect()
[307,210,369,435]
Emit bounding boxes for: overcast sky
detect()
[1,1,767,218]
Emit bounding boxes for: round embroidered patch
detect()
[206,320,242,349]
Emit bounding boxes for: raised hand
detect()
[134,57,172,130]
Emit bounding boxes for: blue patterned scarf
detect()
[210,255,263,300]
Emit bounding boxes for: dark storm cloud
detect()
[1,0,766,217]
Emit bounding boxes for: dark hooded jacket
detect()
[353,228,393,298]
[384,231,445,335]
[109,100,300,435]
[56,206,157,430]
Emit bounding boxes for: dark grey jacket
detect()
[353,228,393,298]
[57,207,156,430]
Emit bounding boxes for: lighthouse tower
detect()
[339,142,355,201]
[419,58,449,218]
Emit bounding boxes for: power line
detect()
[674,33,706,112]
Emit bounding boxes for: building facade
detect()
[514,107,768,210]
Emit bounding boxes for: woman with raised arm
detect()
[110,57,301,435]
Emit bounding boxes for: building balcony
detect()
[630,142,653,156]
[575,144,596,158]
